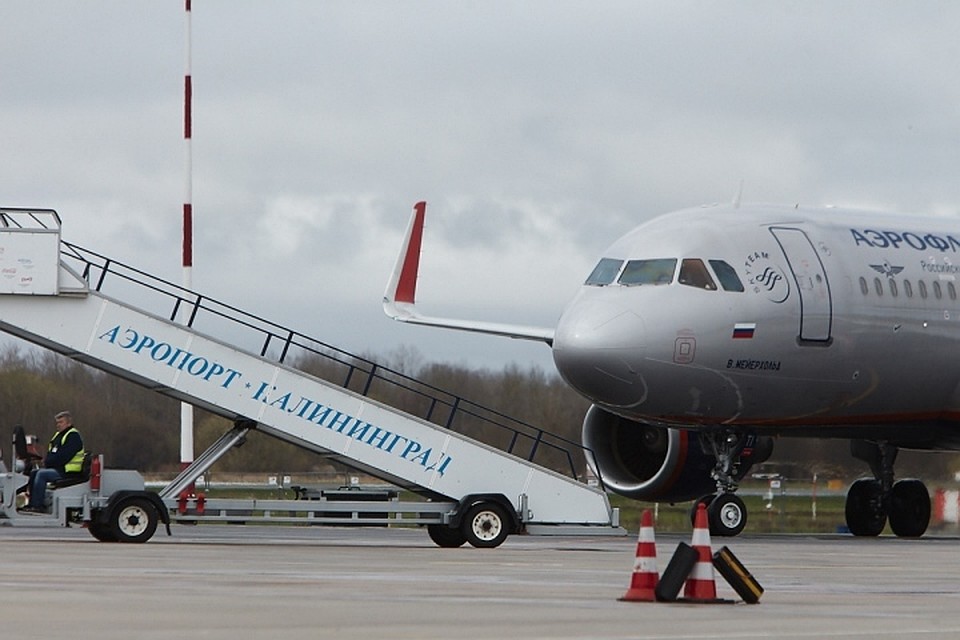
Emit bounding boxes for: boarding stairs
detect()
[0,209,621,534]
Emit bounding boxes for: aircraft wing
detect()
[383,202,555,345]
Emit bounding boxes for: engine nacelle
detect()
[581,405,773,502]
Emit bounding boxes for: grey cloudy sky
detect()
[2,2,959,372]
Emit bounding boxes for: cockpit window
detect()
[709,260,745,292]
[618,259,677,286]
[678,259,717,290]
[584,258,624,286]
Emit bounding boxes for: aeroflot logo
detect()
[743,251,789,303]
[850,228,960,253]
[869,262,904,278]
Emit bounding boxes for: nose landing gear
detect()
[704,492,748,537]
[692,430,754,537]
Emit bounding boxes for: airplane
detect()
[384,200,960,537]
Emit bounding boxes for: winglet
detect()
[383,201,555,345]
[385,201,426,310]
[393,201,426,304]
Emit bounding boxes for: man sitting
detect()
[20,411,86,514]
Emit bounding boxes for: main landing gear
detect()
[691,430,754,537]
[845,440,930,538]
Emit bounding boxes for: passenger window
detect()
[904,280,913,298]
[934,281,943,300]
[859,277,868,296]
[874,278,883,296]
[618,259,677,286]
[950,282,957,301]
[585,258,624,286]
[889,279,898,298]
[679,259,717,290]
[709,260,745,292]
[919,280,928,299]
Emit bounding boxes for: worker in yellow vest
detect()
[21,411,86,513]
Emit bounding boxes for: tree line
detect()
[1,343,955,482]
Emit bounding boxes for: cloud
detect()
[1,1,959,373]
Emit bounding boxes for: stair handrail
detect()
[59,241,606,489]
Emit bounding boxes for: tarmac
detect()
[3,524,960,639]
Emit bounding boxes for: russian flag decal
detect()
[732,322,756,339]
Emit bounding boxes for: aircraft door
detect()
[769,227,832,343]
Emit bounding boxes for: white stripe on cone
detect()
[684,502,717,601]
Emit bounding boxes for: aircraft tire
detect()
[462,502,511,548]
[707,493,747,537]
[888,479,930,538]
[845,478,886,536]
[427,524,467,548]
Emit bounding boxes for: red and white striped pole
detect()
[180,0,195,476]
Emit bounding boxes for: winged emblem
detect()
[870,261,904,278]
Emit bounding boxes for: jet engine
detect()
[581,405,773,502]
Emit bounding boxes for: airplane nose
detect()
[552,300,648,408]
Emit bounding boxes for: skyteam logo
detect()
[744,251,789,303]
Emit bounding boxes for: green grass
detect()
[613,494,850,535]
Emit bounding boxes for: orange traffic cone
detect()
[683,502,719,601]
[619,509,658,602]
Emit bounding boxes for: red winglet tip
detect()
[395,202,426,304]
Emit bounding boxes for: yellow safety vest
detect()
[48,427,86,474]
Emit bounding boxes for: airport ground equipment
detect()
[619,508,659,602]
[712,545,763,604]
[0,208,623,547]
[0,430,169,541]
[654,542,698,603]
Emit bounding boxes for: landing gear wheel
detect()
[109,497,159,543]
[845,478,886,536]
[462,502,511,548]
[427,524,467,548]
[888,479,930,538]
[708,493,747,537]
[88,522,117,542]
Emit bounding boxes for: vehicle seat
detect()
[49,452,93,489]
[13,426,42,464]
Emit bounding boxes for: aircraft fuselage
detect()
[552,203,960,447]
